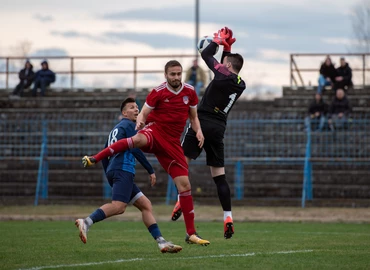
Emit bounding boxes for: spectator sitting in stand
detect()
[317,56,337,94]
[334,57,353,92]
[328,88,352,130]
[185,59,206,95]
[305,93,328,131]
[32,60,56,97]
[10,60,34,99]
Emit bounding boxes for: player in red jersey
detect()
[82,60,210,246]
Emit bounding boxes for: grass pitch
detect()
[1,220,370,270]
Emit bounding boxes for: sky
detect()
[0,0,364,98]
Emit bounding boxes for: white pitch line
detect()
[19,258,143,270]
[32,229,370,236]
[18,250,313,270]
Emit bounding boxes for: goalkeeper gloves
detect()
[213,29,229,47]
[222,27,236,52]
[213,27,237,52]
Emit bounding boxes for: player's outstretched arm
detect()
[201,27,236,75]
[201,41,220,69]
[136,104,152,130]
[200,27,228,68]
[189,107,204,148]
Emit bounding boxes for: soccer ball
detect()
[197,36,219,54]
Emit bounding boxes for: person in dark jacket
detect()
[317,56,337,94]
[11,60,34,98]
[334,57,353,91]
[305,93,329,131]
[328,88,352,130]
[185,59,207,95]
[32,60,56,97]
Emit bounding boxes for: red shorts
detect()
[138,122,188,179]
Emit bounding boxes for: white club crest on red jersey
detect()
[183,96,189,104]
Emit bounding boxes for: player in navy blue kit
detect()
[172,27,246,239]
[76,97,182,253]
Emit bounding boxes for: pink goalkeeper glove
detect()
[213,29,229,47]
[222,27,236,52]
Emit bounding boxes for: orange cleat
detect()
[224,216,234,239]
[171,200,182,221]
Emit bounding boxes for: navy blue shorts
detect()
[105,170,142,204]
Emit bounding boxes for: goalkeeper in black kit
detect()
[172,27,246,239]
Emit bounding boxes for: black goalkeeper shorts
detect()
[182,120,225,167]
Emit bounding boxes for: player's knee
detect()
[116,205,126,214]
[174,176,191,192]
[132,134,147,148]
[112,201,127,214]
[210,166,225,177]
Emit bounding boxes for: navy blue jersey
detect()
[102,118,154,175]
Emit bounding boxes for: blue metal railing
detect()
[34,120,48,206]
[226,119,306,159]
[302,126,312,208]
[1,117,369,206]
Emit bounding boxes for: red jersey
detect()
[145,82,198,139]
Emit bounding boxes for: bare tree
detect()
[351,0,370,52]
[9,40,33,67]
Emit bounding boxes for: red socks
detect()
[93,138,134,162]
[179,189,196,235]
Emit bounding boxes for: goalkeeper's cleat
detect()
[82,156,96,168]
[171,200,182,221]
[224,216,234,239]
[185,233,210,246]
[157,237,182,253]
[75,219,88,244]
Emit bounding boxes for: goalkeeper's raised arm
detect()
[201,26,237,73]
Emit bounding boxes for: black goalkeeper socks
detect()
[213,174,231,211]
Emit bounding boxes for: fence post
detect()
[71,57,74,89]
[5,57,9,89]
[290,54,293,87]
[133,57,137,90]
[34,144,45,206]
[302,124,313,208]
[102,172,111,199]
[234,160,244,200]
[362,54,366,89]
[41,159,49,199]
[41,120,49,199]
[165,175,177,205]
[34,120,48,206]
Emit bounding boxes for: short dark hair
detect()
[120,97,136,112]
[226,53,244,73]
[164,60,182,73]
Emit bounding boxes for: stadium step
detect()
[282,86,370,96]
